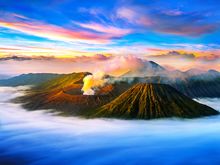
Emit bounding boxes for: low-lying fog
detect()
[1,87,220,165]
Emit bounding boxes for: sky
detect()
[0,0,220,74]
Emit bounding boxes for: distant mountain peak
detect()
[208,69,219,74]
[149,61,165,70]
[122,60,166,77]
[184,68,205,75]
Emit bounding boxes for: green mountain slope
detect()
[16,72,131,115]
[91,83,218,119]
[0,73,62,86]
[125,75,220,98]
[33,72,91,91]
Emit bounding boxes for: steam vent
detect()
[92,83,219,119]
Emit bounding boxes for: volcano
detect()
[91,83,218,119]
[16,72,132,115]
[14,71,220,118]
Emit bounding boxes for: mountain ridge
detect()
[0,73,63,86]
[91,83,219,119]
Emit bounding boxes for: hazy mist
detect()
[1,87,220,165]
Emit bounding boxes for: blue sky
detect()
[0,0,220,71]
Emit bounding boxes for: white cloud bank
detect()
[0,87,220,164]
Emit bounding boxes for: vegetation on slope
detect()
[130,76,220,98]
[0,73,62,86]
[12,72,219,119]
[91,83,219,119]
[16,72,131,115]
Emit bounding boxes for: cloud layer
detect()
[0,53,219,76]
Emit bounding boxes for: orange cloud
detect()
[0,54,219,76]
[146,49,220,61]
[0,47,21,51]
[0,45,109,58]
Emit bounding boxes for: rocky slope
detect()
[12,71,220,117]
[16,72,132,115]
[91,83,218,119]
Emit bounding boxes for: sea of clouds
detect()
[0,87,220,165]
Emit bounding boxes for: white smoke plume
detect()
[80,56,145,95]
[82,71,108,95]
